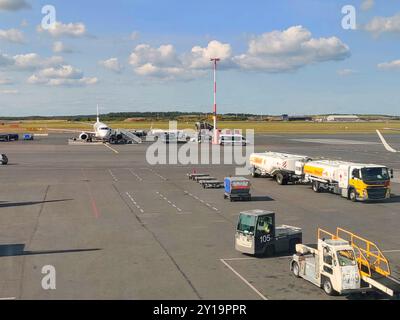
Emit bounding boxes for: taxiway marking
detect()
[128,169,143,182]
[156,191,184,213]
[104,143,119,154]
[108,169,118,182]
[220,259,268,300]
[126,192,144,213]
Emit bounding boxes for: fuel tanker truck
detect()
[249,152,312,185]
[303,160,393,202]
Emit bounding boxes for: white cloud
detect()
[127,27,350,79]
[13,53,63,70]
[52,41,74,54]
[129,44,181,68]
[378,60,400,71]
[361,0,374,11]
[365,13,400,35]
[129,41,232,79]
[0,0,30,11]
[129,44,186,79]
[28,65,98,87]
[130,31,140,41]
[37,21,87,38]
[233,26,350,72]
[0,28,24,43]
[184,40,233,69]
[337,69,357,76]
[99,58,122,73]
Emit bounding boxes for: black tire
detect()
[230,198,234,202]
[251,169,260,178]
[292,262,300,278]
[312,181,321,193]
[322,278,335,296]
[276,173,284,185]
[349,189,357,202]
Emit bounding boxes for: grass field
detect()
[1,120,400,134]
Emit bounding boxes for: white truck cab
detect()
[291,228,400,297]
[291,238,361,295]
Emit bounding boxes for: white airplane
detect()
[48,105,113,141]
[376,129,399,153]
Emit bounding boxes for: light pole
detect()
[211,58,220,144]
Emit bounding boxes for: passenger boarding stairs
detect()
[115,129,142,144]
[321,228,400,297]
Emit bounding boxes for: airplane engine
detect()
[79,132,89,141]
[116,133,123,140]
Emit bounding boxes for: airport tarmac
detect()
[0,133,399,300]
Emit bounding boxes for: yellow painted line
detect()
[104,143,119,154]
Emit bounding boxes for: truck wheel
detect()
[322,278,335,296]
[312,181,320,193]
[251,170,260,178]
[276,173,284,185]
[349,189,357,202]
[292,262,300,278]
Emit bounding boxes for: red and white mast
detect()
[211,58,220,144]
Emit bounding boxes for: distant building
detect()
[326,115,360,122]
[287,115,313,121]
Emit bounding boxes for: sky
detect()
[0,0,400,116]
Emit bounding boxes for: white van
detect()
[218,134,248,146]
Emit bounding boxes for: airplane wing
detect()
[376,130,398,153]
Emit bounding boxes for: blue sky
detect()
[0,0,400,116]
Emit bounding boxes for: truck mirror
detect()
[390,169,394,179]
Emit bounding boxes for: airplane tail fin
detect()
[96,104,100,123]
[377,130,398,153]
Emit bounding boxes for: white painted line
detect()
[108,169,118,182]
[126,192,144,213]
[104,143,119,154]
[128,169,143,182]
[0,297,16,300]
[222,257,257,261]
[220,259,268,300]
[382,249,400,254]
